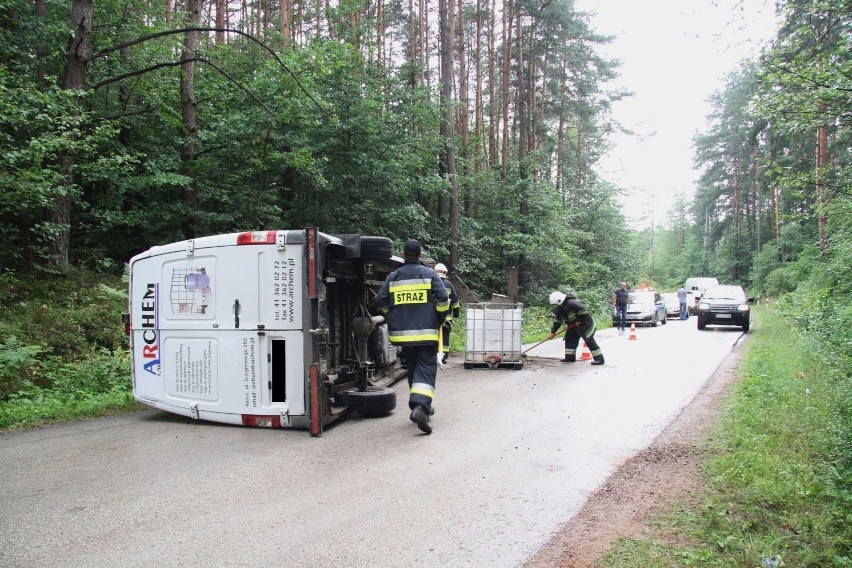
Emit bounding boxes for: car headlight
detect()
[737,304,749,311]
[699,303,709,311]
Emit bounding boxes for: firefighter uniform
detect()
[374,258,449,420]
[437,271,460,362]
[551,295,604,364]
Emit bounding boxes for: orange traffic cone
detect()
[580,340,593,360]
[628,323,637,341]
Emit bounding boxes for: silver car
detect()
[661,292,682,318]
[613,290,667,327]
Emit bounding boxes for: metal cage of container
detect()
[463,302,524,370]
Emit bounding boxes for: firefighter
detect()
[547,290,605,365]
[373,240,449,433]
[434,263,460,364]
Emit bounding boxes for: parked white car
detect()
[612,290,667,327]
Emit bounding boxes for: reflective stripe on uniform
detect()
[389,329,440,343]
[410,382,435,399]
[389,278,432,290]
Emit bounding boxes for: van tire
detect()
[346,386,397,416]
[359,236,394,259]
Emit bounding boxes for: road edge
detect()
[523,340,745,567]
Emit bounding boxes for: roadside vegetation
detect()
[602,306,852,567]
[0,269,142,431]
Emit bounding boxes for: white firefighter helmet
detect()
[549,291,567,306]
[435,263,448,277]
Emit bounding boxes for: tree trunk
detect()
[279,0,292,48]
[35,0,47,87]
[421,0,429,88]
[52,0,92,267]
[457,0,470,221]
[556,92,565,203]
[180,0,201,239]
[753,143,761,253]
[473,0,482,183]
[487,0,497,165]
[438,0,459,268]
[516,13,526,170]
[216,0,227,43]
[377,0,384,66]
[816,100,828,258]
[733,154,741,231]
[500,0,512,191]
[408,0,417,89]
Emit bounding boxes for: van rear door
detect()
[129,231,308,424]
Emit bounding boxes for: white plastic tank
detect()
[465,302,523,364]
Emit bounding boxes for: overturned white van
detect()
[126,229,406,435]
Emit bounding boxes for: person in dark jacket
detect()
[434,263,460,364]
[373,240,449,433]
[547,290,604,365]
[613,281,629,334]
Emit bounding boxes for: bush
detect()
[0,267,137,430]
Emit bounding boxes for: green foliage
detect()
[0,335,45,398]
[0,268,136,430]
[602,308,852,567]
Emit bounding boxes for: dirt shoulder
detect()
[524,346,744,567]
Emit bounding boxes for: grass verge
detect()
[601,307,852,567]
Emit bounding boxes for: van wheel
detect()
[346,386,396,416]
[359,236,394,259]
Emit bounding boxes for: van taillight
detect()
[122,313,130,336]
[241,415,281,428]
[237,231,276,245]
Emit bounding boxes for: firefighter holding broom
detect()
[547,290,605,365]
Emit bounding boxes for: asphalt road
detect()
[0,317,747,567]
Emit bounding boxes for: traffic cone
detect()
[580,341,593,360]
[628,323,637,341]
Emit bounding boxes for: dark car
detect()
[613,290,667,327]
[696,285,753,332]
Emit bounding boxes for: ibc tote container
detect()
[464,302,523,369]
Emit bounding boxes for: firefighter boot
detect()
[560,357,576,363]
[410,404,432,434]
[591,355,605,366]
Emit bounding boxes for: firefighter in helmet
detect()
[434,263,460,364]
[547,289,604,365]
